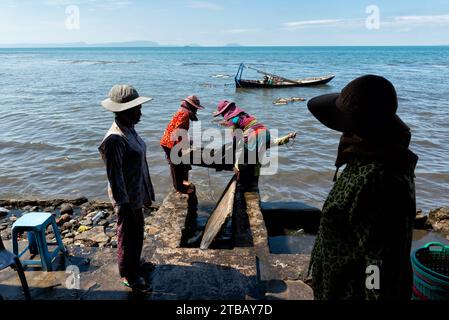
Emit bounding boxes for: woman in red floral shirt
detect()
[160,95,204,193]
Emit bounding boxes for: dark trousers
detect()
[162,146,198,233]
[238,163,260,192]
[117,208,144,280]
[162,146,191,193]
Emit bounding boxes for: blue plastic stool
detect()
[11,212,66,272]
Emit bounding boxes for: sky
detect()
[1,0,449,46]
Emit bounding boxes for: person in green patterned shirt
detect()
[307,75,419,300]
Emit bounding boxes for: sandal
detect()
[139,259,156,271]
[121,276,151,293]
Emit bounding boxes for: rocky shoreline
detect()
[1,198,448,249]
[0,198,159,249]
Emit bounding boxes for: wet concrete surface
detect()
[0,246,135,300]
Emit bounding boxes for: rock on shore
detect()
[0,207,9,217]
[414,210,433,230]
[428,207,449,237]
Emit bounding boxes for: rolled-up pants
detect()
[117,207,144,280]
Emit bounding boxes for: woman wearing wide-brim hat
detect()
[160,95,204,194]
[307,75,419,300]
[212,100,297,191]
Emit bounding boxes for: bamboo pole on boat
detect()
[245,64,303,85]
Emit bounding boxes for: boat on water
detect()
[235,63,335,88]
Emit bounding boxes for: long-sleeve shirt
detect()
[224,113,267,143]
[98,119,155,211]
[224,113,292,149]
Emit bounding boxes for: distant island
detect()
[0,41,160,48]
[0,41,248,49]
[1,42,442,49]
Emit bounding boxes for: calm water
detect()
[0,46,448,211]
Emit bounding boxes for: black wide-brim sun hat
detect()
[307,75,410,135]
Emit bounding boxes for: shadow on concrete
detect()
[2,260,265,300]
[0,283,148,300]
[147,261,264,300]
[20,253,96,274]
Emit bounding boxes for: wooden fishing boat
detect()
[235,63,335,88]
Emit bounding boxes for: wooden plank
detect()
[200,175,237,250]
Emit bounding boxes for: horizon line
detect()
[0,44,448,49]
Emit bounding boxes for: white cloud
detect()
[222,28,258,34]
[396,28,413,33]
[92,1,134,11]
[373,14,449,30]
[282,14,449,32]
[282,19,343,29]
[281,18,366,31]
[45,0,92,5]
[4,0,19,8]
[393,14,449,26]
[186,1,223,11]
[45,0,134,10]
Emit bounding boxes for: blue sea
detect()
[0,46,448,212]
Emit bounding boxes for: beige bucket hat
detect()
[101,85,153,112]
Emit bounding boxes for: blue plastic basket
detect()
[411,242,449,300]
